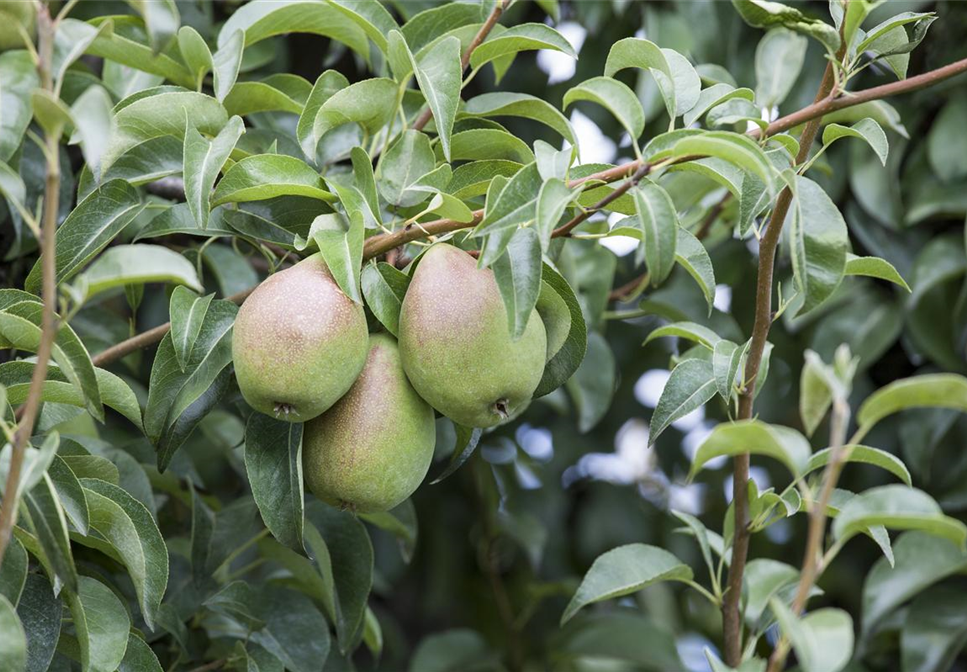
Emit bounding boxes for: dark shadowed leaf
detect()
[245,414,305,552]
[16,574,62,672]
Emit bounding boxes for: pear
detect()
[303,333,436,513]
[399,244,547,428]
[233,254,368,422]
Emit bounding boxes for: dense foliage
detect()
[1,0,967,671]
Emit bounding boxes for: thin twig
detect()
[721,28,849,666]
[766,398,851,672]
[412,0,506,132]
[0,5,61,569]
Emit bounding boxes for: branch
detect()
[0,5,61,569]
[766,398,851,672]
[412,0,506,132]
[761,55,967,138]
[721,36,848,667]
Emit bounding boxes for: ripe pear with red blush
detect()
[232,254,368,422]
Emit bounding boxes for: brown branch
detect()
[721,32,848,666]
[760,55,967,138]
[766,398,850,672]
[412,0,506,132]
[0,6,61,569]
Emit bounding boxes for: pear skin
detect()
[303,333,436,513]
[399,244,546,428]
[233,254,368,422]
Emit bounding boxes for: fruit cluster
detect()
[232,244,550,513]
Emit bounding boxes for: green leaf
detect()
[790,175,848,313]
[535,263,588,398]
[245,414,305,552]
[20,474,78,592]
[755,28,807,108]
[684,85,754,128]
[603,38,700,121]
[74,244,202,300]
[16,574,62,672]
[169,286,214,372]
[471,23,576,70]
[48,455,89,535]
[327,0,398,55]
[0,302,103,421]
[564,77,644,141]
[771,601,853,672]
[732,0,841,53]
[900,586,967,672]
[410,36,461,161]
[212,29,244,103]
[690,420,811,479]
[857,374,967,433]
[409,629,497,672]
[184,115,245,230]
[805,446,911,485]
[247,587,331,672]
[534,178,577,250]
[117,634,162,672]
[561,544,693,624]
[359,500,418,563]
[0,536,26,605]
[307,504,373,653]
[463,92,576,146]
[712,340,743,400]
[131,0,179,54]
[78,478,168,630]
[632,181,679,285]
[70,85,114,183]
[309,215,364,304]
[0,594,25,672]
[212,154,335,206]
[650,359,716,443]
[742,559,798,626]
[361,262,410,338]
[310,78,398,147]
[565,331,615,433]
[675,228,716,312]
[473,163,542,240]
[144,299,237,470]
[65,576,131,672]
[24,179,143,295]
[604,36,671,81]
[224,80,306,116]
[177,26,212,88]
[799,351,833,436]
[297,70,350,161]
[863,532,967,639]
[103,91,227,173]
[376,130,436,208]
[843,254,909,291]
[833,485,967,547]
[644,321,722,349]
[430,423,483,484]
[664,132,776,194]
[86,18,194,88]
[0,52,40,162]
[217,0,370,61]
[823,118,889,166]
[492,227,542,339]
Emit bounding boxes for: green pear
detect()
[303,333,436,513]
[399,244,547,428]
[0,3,35,50]
[233,254,368,422]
